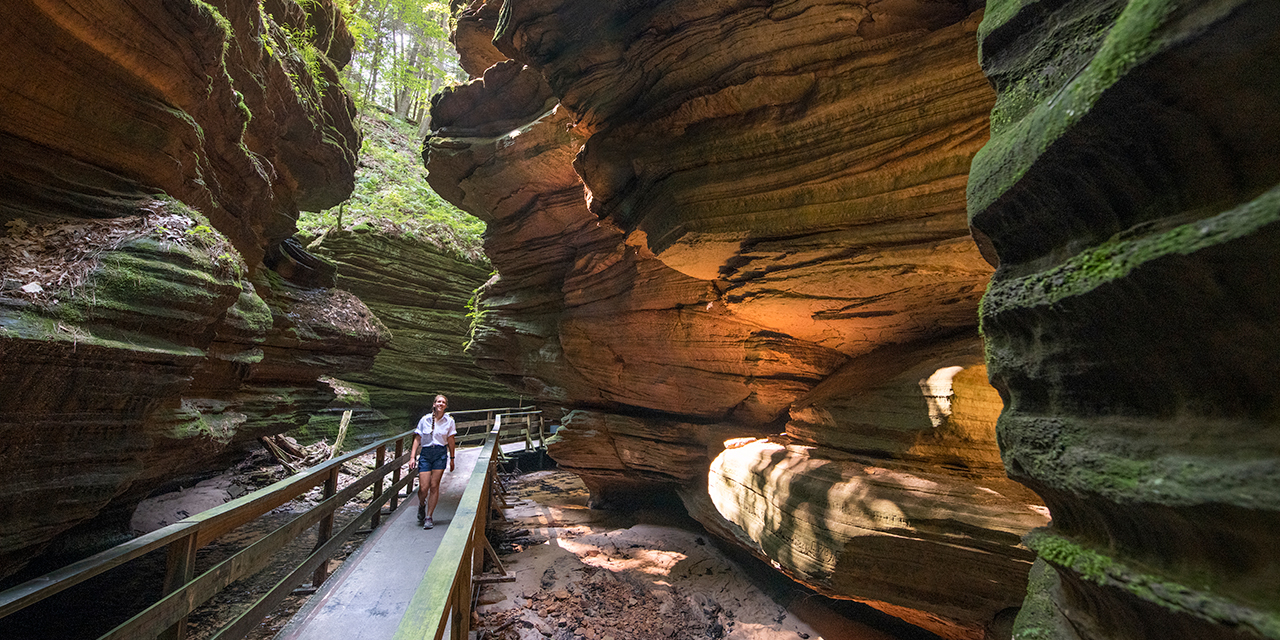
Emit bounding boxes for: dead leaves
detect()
[284,285,387,340]
[4,218,29,237]
[0,209,201,303]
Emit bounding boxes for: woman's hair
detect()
[434,394,448,404]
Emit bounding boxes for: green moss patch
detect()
[969,0,1243,218]
[298,111,486,263]
[982,184,1280,317]
[1026,530,1280,636]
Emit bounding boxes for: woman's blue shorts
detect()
[418,444,448,472]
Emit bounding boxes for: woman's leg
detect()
[426,468,446,517]
[417,470,431,508]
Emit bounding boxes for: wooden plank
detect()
[455,433,488,447]
[311,468,339,587]
[391,437,405,511]
[0,414,501,623]
[473,576,516,584]
[479,536,506,577]
[157,533,199,640]
[448,406,532,419]
[98,455,411,640]
[393,423,500,640]
[193,433,413,548]
[0,520,199,619]
[208,473,412,640]
[372,445,386,529]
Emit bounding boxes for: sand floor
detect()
[473,469,931,640]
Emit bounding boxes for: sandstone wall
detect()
[969,2,1280,638]
[0,0,381,580]
[308,229,517,431]
[426,1,1048,637]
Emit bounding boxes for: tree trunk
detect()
[363,1,391,104]
[394,39,422,117]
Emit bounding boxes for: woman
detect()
[409,394,456,529]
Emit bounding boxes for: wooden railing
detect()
[0,406,541,640]
[0,429,421,639]
[393,414,512,640]
[455,409,544,449]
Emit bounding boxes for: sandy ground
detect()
[475,469,919,640]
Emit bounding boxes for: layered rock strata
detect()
[427,1,1048,637]
[0,0,378,580]
[308,229,516,429]
[969,2,1280,639]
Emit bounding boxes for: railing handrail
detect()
[453,411,538,423]
[394,415,504,640]
[0,428,415,620]
[446,406,533,418]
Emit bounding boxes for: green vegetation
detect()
[968,0,1185,217]
[287,1,482,261]
[463,276,493,353]
[339,0,465,124]
[1010,560,1065,640]
[981,183,1280,317]
[1026,530,1280,635]
[298,109,486,261]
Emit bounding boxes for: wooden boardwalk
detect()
[274,445,481,640]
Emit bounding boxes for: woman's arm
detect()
[409,434,421,471]
[447,433,456,472]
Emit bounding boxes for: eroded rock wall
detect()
[970,2,1280,638]
[308,229,516,430]
[426,1,1047,637]
[0,0,381,579]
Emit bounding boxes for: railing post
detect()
[453,562,470,640]
[393,437,405,506]
[474,478,485,578]
[538,416,546,449]
[157,532,199,640]
[372,444,386,528]
[311,467,339,587]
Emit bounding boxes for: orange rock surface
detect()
[428,1,1047,636]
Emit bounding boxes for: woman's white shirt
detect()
[415,413,457,447]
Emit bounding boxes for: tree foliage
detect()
[340,0,466,125]
[295,2,480,257]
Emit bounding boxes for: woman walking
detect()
[409,394,456,529]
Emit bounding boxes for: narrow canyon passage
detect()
[0,1,1276,640]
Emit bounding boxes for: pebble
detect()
[530,617,553,635]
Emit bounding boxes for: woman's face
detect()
[433,396,448,414]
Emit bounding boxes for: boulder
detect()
[698,438,1046,640]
